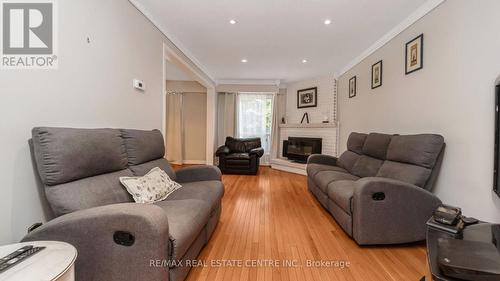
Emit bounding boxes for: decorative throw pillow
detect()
[119,167,182,203]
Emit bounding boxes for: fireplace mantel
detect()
[279,123,337,129]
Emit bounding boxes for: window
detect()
[236,93,274,159]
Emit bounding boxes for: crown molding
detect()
[216,79,281,86]
[337,0,446,77]
[129,0,215,85]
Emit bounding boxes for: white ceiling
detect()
[136,0,430,83]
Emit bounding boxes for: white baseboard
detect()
[270,158,307,175]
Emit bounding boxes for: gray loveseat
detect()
[23,127,224,281]
[307,132,444,245]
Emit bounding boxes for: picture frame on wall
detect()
[297,87,317,108]
[371,60,383,89]
[405,34,424,74]
[349,76,356,98]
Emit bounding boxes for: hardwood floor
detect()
[183,167,430,281]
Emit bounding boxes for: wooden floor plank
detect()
[180,167,429,281]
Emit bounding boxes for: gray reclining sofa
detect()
[307,132,445,245]
[23,127,224,281]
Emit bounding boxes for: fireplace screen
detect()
[283,137,322,163]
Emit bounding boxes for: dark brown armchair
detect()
[216,137,264,175]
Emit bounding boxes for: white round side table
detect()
[0,241,77,281]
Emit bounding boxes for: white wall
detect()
[0,0,173,244]
[338,0,500,222]
[286,75,336,124]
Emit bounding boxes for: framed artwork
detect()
[405,34,424,74]
[371,60,383,89]
[349,76,356,98]
[297,87,317,108]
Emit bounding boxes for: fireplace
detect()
[283,137,322,163]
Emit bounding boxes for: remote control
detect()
[0,246,45,274]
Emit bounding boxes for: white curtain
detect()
[217,92,236,147]
[270,93,280,159]
[166,93,184,164]
[236,93,274,164]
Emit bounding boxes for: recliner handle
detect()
[372,192,386,201]
[114,231,135,246]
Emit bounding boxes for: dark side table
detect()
[426,221,498,280]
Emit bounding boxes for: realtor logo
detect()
[1,0,58,69]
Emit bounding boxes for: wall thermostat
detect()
[133,79,145,91]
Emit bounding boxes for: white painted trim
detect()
[182,160,207,165]
[270,158,307,175]
[337,0,446,77]
[129,0,215,85]
[216,79,281,86]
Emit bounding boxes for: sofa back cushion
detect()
[121,129,165,165]
[337,150,360,172]
[129,158,176,180]
[346,132,367,154]
[32,127,128,186]
[336,132,445,189]
[385,134,444,169]
[376,161,431,188]
[225,137,247,153]
[243,138,262,151]
[351,155,384,177]
[46,170,134,217]
[362,133,393,159]
[225,137,261,153]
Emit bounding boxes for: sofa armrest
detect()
[22,203,170,281]
[216,146,230,156]
[352,177,442,245]
[176,165,222,183]
[307,154,338,166]
[249,147,264,158]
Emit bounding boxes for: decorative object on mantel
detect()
[322,111,329,123]
[371,60,383,89]
[349,76,357,98]
[279,123,337,128]
[300,112,310,124]
[405,33,424,74]
[281,116,286,124]
[297,87,317,108]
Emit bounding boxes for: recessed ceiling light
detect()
[241,59,248,63]
[229,19,237,25]
[302,59,308,63]
[324,19,332,25]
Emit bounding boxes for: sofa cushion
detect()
[376,161,432,188]
[32,127,128,186]
[327,180,356,214]
[386,134,444,169]
[154,199,211,261]
[351,155,384,178]
[121,129,165,165]
[362,133,393,159]
[307,163,348,178]
[225,137,247,153]
[226,153,250,160]
[313,171,359,193]
[45,170,134,217]
[243,138,262,151]
[347,132,367,154]
[337,151,360,172]
[166,180,224,213]
[128,158,176,180]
